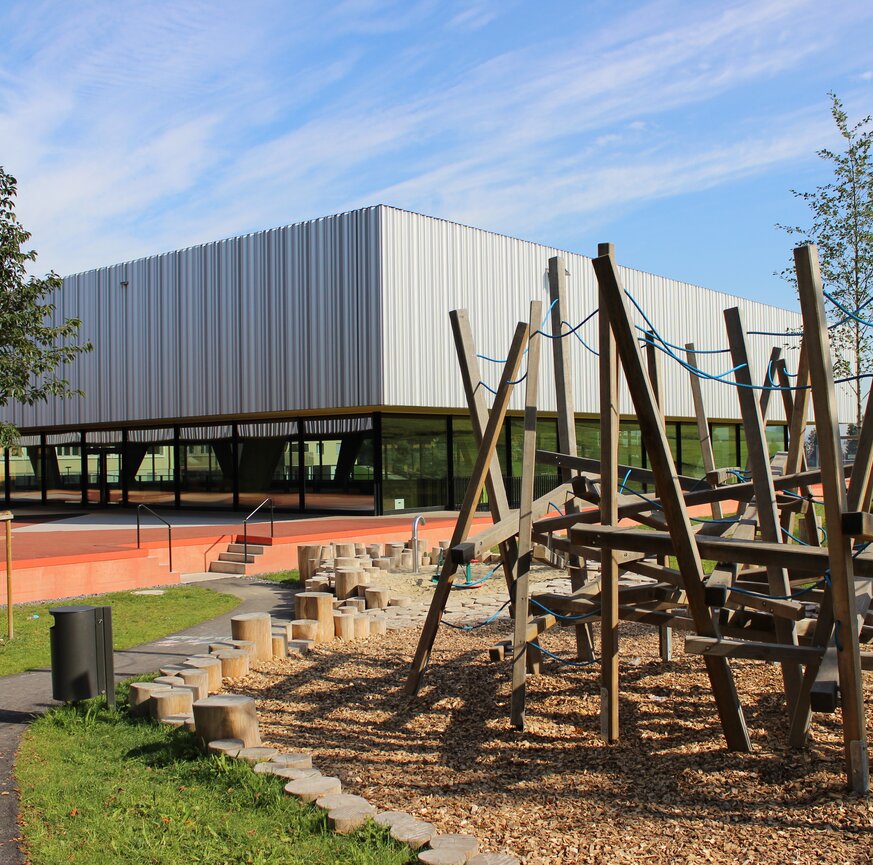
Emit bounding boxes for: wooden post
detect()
[685,344,723,520]
[510,301,543,729]
[598,242,620,743]
[793,244,867,793]
[406,319,529,695]
[593,247,750,752]
[724,307,801,707]
[2,513,11,640]
[548,256,595,661]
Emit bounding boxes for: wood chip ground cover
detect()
[236,620,871,865]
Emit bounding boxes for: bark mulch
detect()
[233,622,872,865]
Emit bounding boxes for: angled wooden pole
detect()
[405,319,529,695]
[598,242,620,743]
[594,247,750,751]
[548,256,595,661]
[685,343,723,520]
[724,307,801,707]
[794,243,867,793]
[758,346,783,422]
[449,309,519,592]
[510,301,544,729]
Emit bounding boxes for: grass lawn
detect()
[0,586,240,677]
[256,568,300,586]
[17,697,411,865]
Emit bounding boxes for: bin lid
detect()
[49,605,98,616]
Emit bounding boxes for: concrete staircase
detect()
[208,537,272,576]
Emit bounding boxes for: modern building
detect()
[0,205,837,514]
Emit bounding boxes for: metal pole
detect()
[5,518,12,641]
[167,525,172,573]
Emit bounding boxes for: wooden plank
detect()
[685,342,723,520]
[511,300,543,729]
[685,636,824,664]
[703,519,756,606]
[724,307,801,706]
[793,243,867,794]
[598,242,620,743]
[406,319,529,695]
[593,247,751,751]
[758,346,783,423]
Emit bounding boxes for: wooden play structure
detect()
[407,243,872,794]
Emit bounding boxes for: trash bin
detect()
[49,605,115,707]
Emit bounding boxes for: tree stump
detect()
[333,611,355,641]
[151,688,194,721]
[364,587,390,609]
[160,714,196,732]
[193,694,260,750]
[290,619,319,641]
[209,640,256,656]
[353,614,370,640]
[284,776,342,802]
[343,597,366,613]
[366,543,382,558]
[235,746,279,765]
[174,668,209,701]
[271,633,288,657]
[212,648,250,679]
[182,656,223,693]
[368,616,387,636]
[373,557,391,570]
[207,737,245,757]
[334,569,361,600]
[231,612,273,660]
[400,549,414,570]
[128,682,172,717]
[295,592,334,643]
[305,578,329,593]
[335,543,356,558]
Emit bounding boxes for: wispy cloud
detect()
[1,0,871,284]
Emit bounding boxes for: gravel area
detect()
[229,598,873,865]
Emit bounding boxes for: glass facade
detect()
[1,414,788,515]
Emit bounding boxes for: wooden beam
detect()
[593,247,750,751]
[685,636,824,664]
[511,300,543,729]
[406,318,529,695]
[686,342,723,520]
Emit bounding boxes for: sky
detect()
[0,0,871,310]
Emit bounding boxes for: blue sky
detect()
[1,0,871,309]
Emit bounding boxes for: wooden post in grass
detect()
[1,512,12,640]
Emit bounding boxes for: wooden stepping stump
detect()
[209,639,256,657]
[314,793,372,811]
[305,578,329,592]
[364,587,390,609]
[284,775,342,802]
[400,549,414,570]
[374,811,416,828]
[151,688,193,721]
[161,714,196,732]
[173,668,209,700]
[271,633,288,658]
[390,819,437,850]
[193,694,260,750]
[352,615,370,640]
[212,649,250,679]
[235,746,279,765]
[231,612,273,660]
[429,834,480,861]
[328,805,375,834]
[208,738,245,757]
[368,617,387,636]
[389,596,412,607]
[373,557,391,570]
[287,639,313,655]
[128,682,172,717]
[343,597,367,612]
[153,675,184,687]
[270,752,312,769]
[418,850,468,865]
[366,543,382,558]
[335,569,361,600]
[290,619,319,641]
[467,855,520,865]
[269,766,321,781]
[158,664,188,677]
[295,592,334,643]
[182,657,223,693]
[333,611,355,641]
[335,544,356,559]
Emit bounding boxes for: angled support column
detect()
[685,343,723,520]
[594,247,750,752]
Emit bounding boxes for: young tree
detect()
[0,167,91,446]
[778,93,873,428]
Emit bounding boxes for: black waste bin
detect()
[49,605,115,707]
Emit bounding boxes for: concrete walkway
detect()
[0,577,298,865]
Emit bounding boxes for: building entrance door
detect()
[86,446,122,505]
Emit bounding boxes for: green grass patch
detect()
[257,569,300,586]
[0,586,240,677]
[17,698,411,865]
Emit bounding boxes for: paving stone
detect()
[235,746,279,764]
[390,819,437,850]
[284,775,342,802]
[467,854,521,865]
[374,810,416,828]
[314,793,373,811]
[328,805,375,834]
[429,833,480,861]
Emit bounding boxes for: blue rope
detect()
[531,597,600,622]
[781,526,809,545]
[727,578,825,601]
[479,370,528,395]
[441,599,510,631]
[824,291,873,328]
[452,563,501,590]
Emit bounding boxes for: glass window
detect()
[575,420,599,460]
[382,415,448,512]
[127,443,175,505]
[766,424,787,458]
[679,423,705,478]
[301,434,374,512]
[711,424,739,468]
[8,446,41,503]
[180,438,233,507]
[46,445,82,503]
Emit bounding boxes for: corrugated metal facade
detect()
[380,207,852,422]
[2,204,852,431]
[6,207,384,430]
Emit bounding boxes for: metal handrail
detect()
[136,504,173,573]
[243,497,274,561]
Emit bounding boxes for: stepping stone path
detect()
[284,775,342,802]
[235,746,278,764]
[429,834,480,860]
[207,738,244,757]
[389,818,438,850]
[467,855,521,865]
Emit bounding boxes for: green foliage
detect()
[0,167,92,447]
[778,93,873,426]
[17,697,411,865]
[0,585,239,677]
